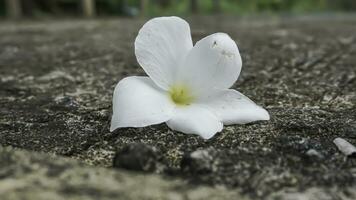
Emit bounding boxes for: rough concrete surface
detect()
[0,146,245,200]
[0,15,356,199]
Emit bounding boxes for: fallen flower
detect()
[110,16,270,139]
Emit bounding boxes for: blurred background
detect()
[1,0,356,19]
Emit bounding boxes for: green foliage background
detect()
[149,0,356,15]
[102,0,356,15]
[1,0,356,17]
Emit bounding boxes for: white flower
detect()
[110,16,270,139]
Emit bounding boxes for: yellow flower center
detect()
[169,84,194,106]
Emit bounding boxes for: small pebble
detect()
[306,149,324,159]
[333,137,356,158]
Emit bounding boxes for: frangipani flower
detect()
[110,16,269,139]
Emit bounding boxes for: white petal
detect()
[135,16,193,90]
[166,105,223,139]
[110,76,174,131]
[199,89,270,125]
[176,33,242,94]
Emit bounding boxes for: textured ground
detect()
[0,15,356,199]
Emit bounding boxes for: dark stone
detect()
[113,143,163,172]
[181,149,216,174]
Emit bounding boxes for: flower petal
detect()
[166,105,223,139]
[176,33,242,94]
[135,16,193,90]
[199,89,270,125]
[110,76,174,131]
